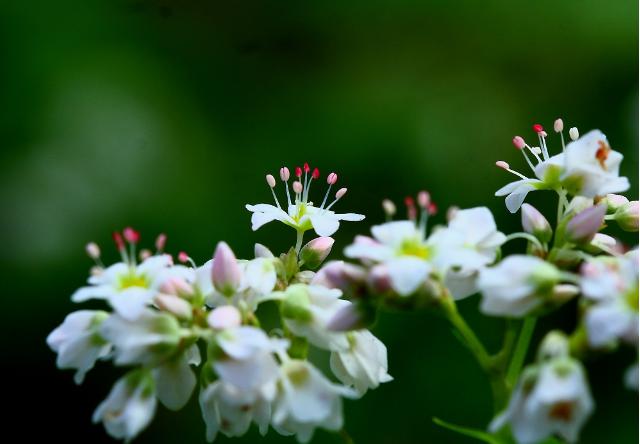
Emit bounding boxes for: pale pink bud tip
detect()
[280,167,290,181]
[417,191,430,208]
[300,237,335,269]
[566,204,606,243]
[335,188,347,199]
[266,174,276,188]
[85,242,101,259]
[123,227,140,244]
[496,160,510,170]
[155,294,192,319]
[178,251,190,263]
[211,241,242,295]
[155,233,167,251]
[208,305,242,330]
[293,181,303,194]
[512,136,526,149]
[554,118,564,133]
[327,172,338,185]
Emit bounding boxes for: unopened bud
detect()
[155,294,192,320]
[300,237,335,269]
[569,127,579,141]
[553,118,564,133]
[603,194,629,212]
[254,243,274,258]
[312,260,366,291]
[85,242,101,259]
[551,284,580,303]
[207,305,241,330]
[211,241,242,296]
[521,203,552,243]
[327,303,366,332]
[537,330,570,362]
[160,276,195,298]
[368,264,392,293]
[566,204,606,243]
[614,201,639,232]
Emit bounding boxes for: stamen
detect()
[512,136,526,150]
[537,131,549,160]
[266,174,281,209]
[123,227,140,244]
[428,202,438,216]
[178,251,197,269]
[404,196,417,222]
[325,188,347,211]
[86,242,104,268]
[496,160,528,180]
[569,127,579,141]
[280,167,292,205]
[295,166,302,178]
[112,231,129,264]
[417,191,430,235]
[155,233,167,253]
[304,167,319,202]
[139,249,152,261]
[382,198,396,221]
[321,173,338,209]
[293,181,303,202]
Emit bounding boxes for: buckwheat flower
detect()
[246,165,364,237]
[72,253,190,321]
[278,284,350,350]
[581,251,639,347]
[213,326,288,392]
[344,220,433,296]
[491,357,593,444]
[151,345,201,410]
[46,310,111,384]
[330,330,392,395]
[93,370,157,441]
[199,380,272,442]
[272,359,357,443]
[478,255,560,317]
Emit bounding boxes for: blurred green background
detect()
[1,0,637,443]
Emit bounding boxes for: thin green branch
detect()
[506,317,537,388]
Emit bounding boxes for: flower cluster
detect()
[47,164,390,443]
[48,122,638,444]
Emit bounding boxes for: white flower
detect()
[46,310,111,384]
[330,330,392,395]
[93,371,157,442]
[490,358,594,444]
[496,127,629,212]
[478,256,560,317]
[99,309,186,366]
[151,345,201,410]
[196,256,278,311]
[429,207,506,299]
[214,326,288,392]
[344,221,433,296]
[72,254,191,321]
[199,380,272,442]
[246,165,364,237]
[581,251,639,347]
[279,284,351,350]
[272,360,357,443]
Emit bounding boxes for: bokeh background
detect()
[1,0,637,443]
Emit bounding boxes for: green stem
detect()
[506,316,537,388]
[496,319,518,370]
[442,297,508,411]
[556,188,567,225]
[295,230,304,255]
[339,428,355,444]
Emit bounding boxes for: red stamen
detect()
[428,203,438,216]
[112,232,125,251]
[532,124,544,133]
[295,166,302,177]
[123,227,140,244]
[155,233,167,252]
[303,163,311,173]
[312,167,320,179]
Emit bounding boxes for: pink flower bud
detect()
[521,203,552,242]
[327,303,364,332]
[512,136,526,150]
[211,241,242,296]
[312,260,366,291]
[280,167,290,181]
[603,194,629,211]
[85,242,101,259]
[553,118,564,133]
[368,264,392,293]
[155,294,192,320]
[615,201,639,232]
[300,237,335,269]
[207,305,242,330]
[160,276,194,297]
[566,204,606,243]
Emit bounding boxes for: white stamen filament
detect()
[270,187,282,209]
[284,181,292,205]
[538,134,549,160]
[320,184,333,209]
[560,131,566,152]
[520,147,537,173]
[525,144,542,163]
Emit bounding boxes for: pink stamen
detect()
[266,174,276,188]
[496,160,510,170]
[178,251,189,263]
[428,203,438,216]
[417,191,430,208]
[280,167,290,181]
[155,233,167,252]
[293,181,303,194]
[335,188,347,199]
[327,172,338,185]
[123,227,140,244]
[512,136,526,150]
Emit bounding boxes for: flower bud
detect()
[254,243,274,258]
[312,261,366,291]
[327,303,366,331]
[521,203,552,243]
[160,276,195,298]
[565,204,606,244]
[614,201,639,232]
[300,237,334,269]
[529,261,561,293]
[566,196,594,214]
[207,305,241,330]
[551,284,580,303]
[603,194,629,212]
[368,264,392,293]
[154,294,192,320]
[281,285,312,322]
[537,330,570,362]
[211,242,242,296]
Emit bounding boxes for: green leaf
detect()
[432,417,506,444]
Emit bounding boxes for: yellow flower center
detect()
[119,274,149,290]
[399,239,431,259]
